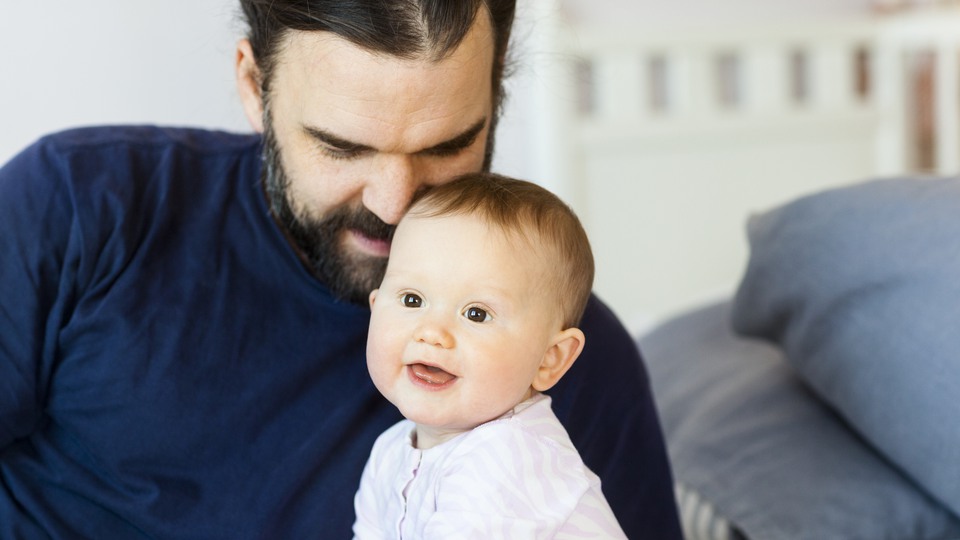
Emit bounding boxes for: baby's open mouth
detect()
[409,363,456,386]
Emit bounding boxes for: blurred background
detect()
[3,0,959,331]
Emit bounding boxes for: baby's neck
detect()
[413,392,542,450]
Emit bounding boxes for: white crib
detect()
[516,3,960,330]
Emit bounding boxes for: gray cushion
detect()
[642,301,960,540]
[731,177,960,518]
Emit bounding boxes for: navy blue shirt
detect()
[0,126,681,539]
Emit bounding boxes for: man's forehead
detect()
[277,31,478,90]
[268,22,494,153]
[272,20,495,93]
[278,30,402,69]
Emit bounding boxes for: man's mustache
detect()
[331,207,395,243]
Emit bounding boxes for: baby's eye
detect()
[402,293,423,308]
[464,306,489,323]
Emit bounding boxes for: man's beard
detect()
[260,111,394,305]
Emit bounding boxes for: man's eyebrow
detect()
[419,118,487,155]
[302,126,373,153]
[301,118,487,155]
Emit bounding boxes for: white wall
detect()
[1,1,248,164]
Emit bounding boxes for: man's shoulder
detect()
[578,293,637,356]
[547,293,648,425]
[1,125,267,250]
[36,125,260,158]
[9,125,264,198]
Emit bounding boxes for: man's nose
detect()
[362,155,423,225]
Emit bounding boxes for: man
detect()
[0,1,682,537]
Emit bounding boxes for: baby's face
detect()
[366,213,561,447]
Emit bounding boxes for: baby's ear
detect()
[368,289,379,309]
[532,328,585,392]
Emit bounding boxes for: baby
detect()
[353,172,627,539]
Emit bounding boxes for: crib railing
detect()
[573,22,875,121]
[547,7,960,181]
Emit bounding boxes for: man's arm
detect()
[0,139,70,448]
[549,294,684,539]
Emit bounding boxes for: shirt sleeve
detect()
[425,424,626,539]
[0,139,75,448]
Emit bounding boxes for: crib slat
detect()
[594,52,644,121]
[812,42,857,109]
[935,40,960,173]
[744,47,788,112]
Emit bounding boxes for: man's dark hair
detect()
[239,0,515,120]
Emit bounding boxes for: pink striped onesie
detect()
[353,393,627,539]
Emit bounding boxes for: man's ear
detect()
[368,289,379,309]
[532,328,585,392]
[235,38,265,133]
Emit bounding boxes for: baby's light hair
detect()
[407,172,594,328]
